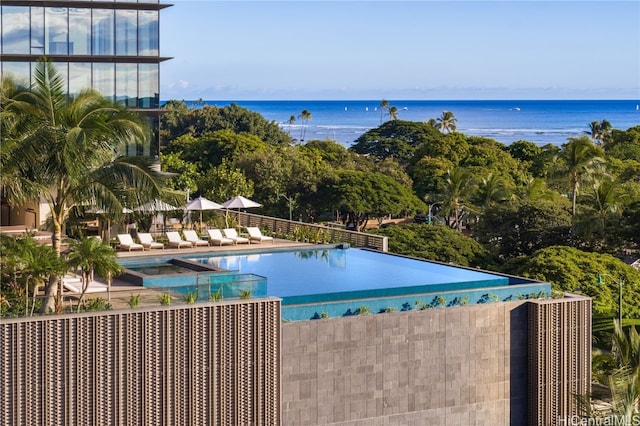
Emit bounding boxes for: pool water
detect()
[195,248,510,305]
[119,246,550,321]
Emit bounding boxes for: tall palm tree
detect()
[435,111,457,133]
[379,99,389,124]
[388,106,399,120]
[287,114,296,136]
[66,236,123,312]
[1,59,166,313]
[439,167,476,232]
[474,174,509,209]
[561,136,605,217]
[298,109,312,141]
[585,119,613,147]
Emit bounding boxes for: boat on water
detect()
[512,107,521,111]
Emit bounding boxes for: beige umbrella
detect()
[222,196,262,228]
[184,196,223,231]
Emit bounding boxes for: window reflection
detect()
[116,63,137,108]
[68,8,91,55]
[138,63,159,108]
[69,62,91,96]
[138,10,158,56]
[31,7,45,55]
[2,6,30,54]
[93,63,115,101]
[115,9,137,55]
[1,62,30,85]
[92,9,114,55]
[45,7,68,55]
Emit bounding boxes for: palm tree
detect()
[379,99,389,124]
[474,174,509,209]
[388,106,399,120]
[582,320,640,422]
[1,59,166,313]
[0,235,66,316]
[298,109,312,141]
[435,111,457,133]
[585,119,613,147]
[560,136,605,217]
[66,236,123,312]
[439,167,476,232]
[582,176,626,246]
[287,114,296,136]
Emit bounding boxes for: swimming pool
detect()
[119,245,550,321]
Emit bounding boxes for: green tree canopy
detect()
[370,223,490,268]
[349,120,441,165]
[322,170,427,231]
[475,199,573,259]
[501,246,640,318]
[160,101,290,146]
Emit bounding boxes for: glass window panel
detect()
[1,62,30,86]
[116,63,137,108]
[93,63,115,101]
[45,7,68,55]
[69,62,91,97]
[30,7,45,55]
[92,9,114,55]
[2,6,30,54]
[68,8,91,55]
[138,63,158,109]
[138,10,158,56]
[115,10,137,56]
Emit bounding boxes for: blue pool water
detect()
[119,246,550,321]
[195,248,508,305]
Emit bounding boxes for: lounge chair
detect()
[222,228,250,245]
[137,233,165,250]
[183,230,209,247]
[62,276,108,295]
[117,233,144,251]
[166,231,193,249]
[245,227,274,243]
[207,229,234,246]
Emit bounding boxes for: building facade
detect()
[0,0,171,228]
[0,0,171,158]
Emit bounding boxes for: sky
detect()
[160,1,640,101]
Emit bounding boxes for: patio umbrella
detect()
[222,196,262,228]
[184,196,223,231]
[134,199,181,233]
[134,199,180,213]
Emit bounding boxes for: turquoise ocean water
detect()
[175,99,640,147]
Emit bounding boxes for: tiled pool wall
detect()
[281,282,551,322]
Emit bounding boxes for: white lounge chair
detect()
[62,277,108,295]
[166,231,192,249]
[183,230,209,247]
[207,229,234,246]
[117,233,144,251]
[137,233,165,250]
[222,228,250,245]
[246,227,274,244]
